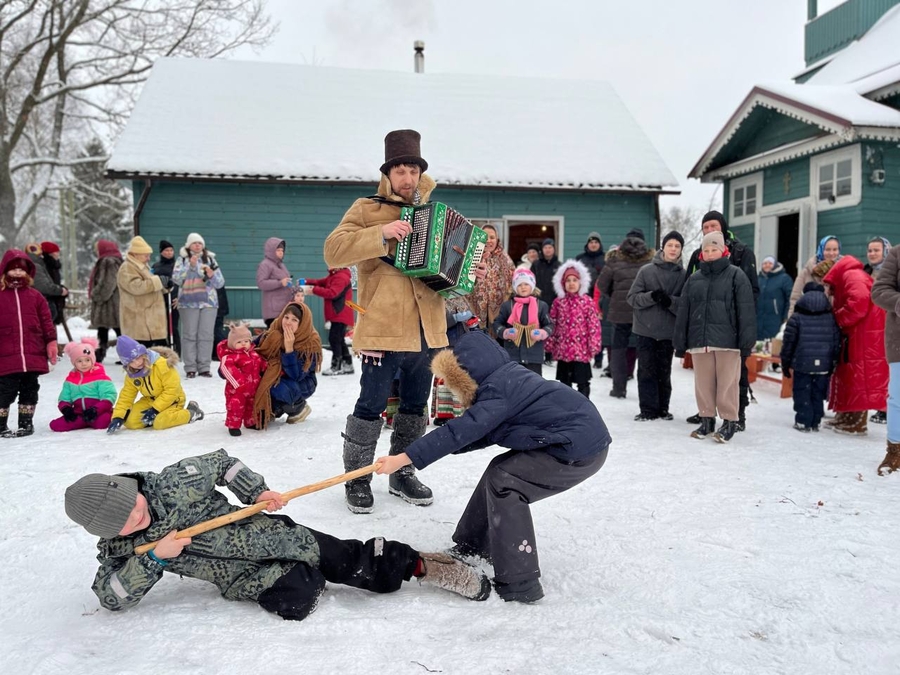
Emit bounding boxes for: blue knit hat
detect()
[116,335,147,364]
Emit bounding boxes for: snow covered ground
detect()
[2,323,899,674]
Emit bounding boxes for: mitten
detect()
[141,407,159,427]
[82,407,98,423]
[503,328,516,340]
[650,289,665,303]
[452,310,473,323]
[658,293,672,308]
[107,418,124,434]
[531,329,549,341]
[61,406,78,422]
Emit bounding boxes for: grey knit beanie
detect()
[65,474,138,539]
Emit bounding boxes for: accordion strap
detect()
[364,195,407,267]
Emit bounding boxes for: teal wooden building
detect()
[107,58,678,325]
[690,0,900,279]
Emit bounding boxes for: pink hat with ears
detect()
[64,336,99,367]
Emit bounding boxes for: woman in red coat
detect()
[0,249,58,437]
[302,267,354,376]
[822,255,888,435]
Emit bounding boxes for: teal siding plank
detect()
[763,157,810,205]
[732,224,755,251]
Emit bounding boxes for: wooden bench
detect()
[746,354,792,398]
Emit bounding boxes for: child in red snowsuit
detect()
[217,323,266,436]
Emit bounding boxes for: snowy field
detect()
[2,323,899,675]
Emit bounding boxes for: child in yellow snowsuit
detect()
[107,335,204,433]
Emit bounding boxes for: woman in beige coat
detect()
[117,236,169,347]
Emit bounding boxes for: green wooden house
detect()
[689,0,900,279]
[107,58,678,326]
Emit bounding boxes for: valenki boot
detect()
[832,411,867,436]
[418,552,491,601]
[388,412,433,506]
[12,405,35,437]
[341,415,384,514]
[877,441,900,476]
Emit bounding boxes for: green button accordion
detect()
[394,202,487,298]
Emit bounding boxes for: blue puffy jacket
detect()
[780,286,841,374]
[757,264,793,339]
[270,351,317,405]
[404,331,611,468]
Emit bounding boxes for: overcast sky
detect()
[235,0,848,214]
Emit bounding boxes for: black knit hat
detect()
[380,129,428,175]
[542,238,555,248]
[662,231,685,248]
[159,239,174,253]
[701,210,727,232]
[526,242,541,253]
[625,228,645,241]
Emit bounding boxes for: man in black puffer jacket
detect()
[577,232,606,368]
[674,231,756,443]
[596,229,654,398]
[532,238,561,364]
[684,211,759,431]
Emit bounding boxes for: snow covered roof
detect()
[690,82,900,180]
[108,58,679,193]
[807,4,900,96]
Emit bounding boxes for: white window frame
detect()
[729,172,762,225]
[810,144,861,212]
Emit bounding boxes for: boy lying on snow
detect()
[376,330,612,603]
[65,450,490,621]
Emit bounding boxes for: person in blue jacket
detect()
[375,330,611,604]
[757,256,793,340]
[779,282,841,432]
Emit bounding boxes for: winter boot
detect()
[286,402,311,424]
[418,552,491,601]
[832,411,868,436]
[877,441,900,476]
[388,413,434,505]
[187,401,204,423]
[686,412,701,424]
[714,420,738,443]
[0,408,9,438]
[495,578,545,603]
[13,405,35,437]
[870,411,887,425]
[735,406,746,432]
[690,417,716,440]
[341,358,355,375]
[95,347,106,364]
[825,412,848,427]
[322,362,342,376]
[342,415,383,514]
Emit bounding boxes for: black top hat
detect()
[380,129,428,175]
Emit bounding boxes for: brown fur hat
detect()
[431,349,478,409]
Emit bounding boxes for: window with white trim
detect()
[729,173,762,224]
[811,145,861,211]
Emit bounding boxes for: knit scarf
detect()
[253,302,322,429]
[509,295,538,326]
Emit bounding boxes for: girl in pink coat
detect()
[546,259,602,398]
[50,337,118,432]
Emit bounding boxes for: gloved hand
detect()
[503,328,517,340]
[531,329,549,341]
[452,310,473,323]
[782,365,793,379]
[651,290,672,308]
[61,406,78,422]
[83,406,98,423]
[107,418,124,434]
[141,407,159,427]
[157,275,170,288]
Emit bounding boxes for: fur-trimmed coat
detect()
[90,255,122,329]
[117,254,167,342]
[596,236,654,324]
[323,174,448,351]
[546,260,601,362]
[403,330,611,469]
[112,347,185,418]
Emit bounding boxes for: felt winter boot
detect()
[388,412,433,506]
[832,411,868,436]
[13,405,35,437]
[341,415,383,514]
[877,441,900,476]
[418,552,491,601]
[825,412,848,427]
[690,417,716,440]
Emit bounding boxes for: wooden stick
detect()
[346,299,367,314]
[134,464,380,555]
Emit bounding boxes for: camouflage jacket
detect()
[91,449,319,611]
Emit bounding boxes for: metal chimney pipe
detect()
[414,41,425,73]
[808,0,817,21]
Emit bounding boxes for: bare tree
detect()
[661,205,703,253]
[0,0,277,246]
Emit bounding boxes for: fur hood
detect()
[551,258,591,297]
[149,346,180,369]
[432,349,478,409]
[615,236,653,263]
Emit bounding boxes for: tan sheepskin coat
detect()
[117,254,167,342]
[324,174,448,352]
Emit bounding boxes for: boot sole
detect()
[389,487,434,506]
[286,405,311,424]
[346,501,374,514]
[831,428,867,436]
[713,434,731,443]
[690,432,710,439]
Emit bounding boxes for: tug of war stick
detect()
[134,464,382,554]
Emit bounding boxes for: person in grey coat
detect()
[674,232,756,443]
[627,231,686,421]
